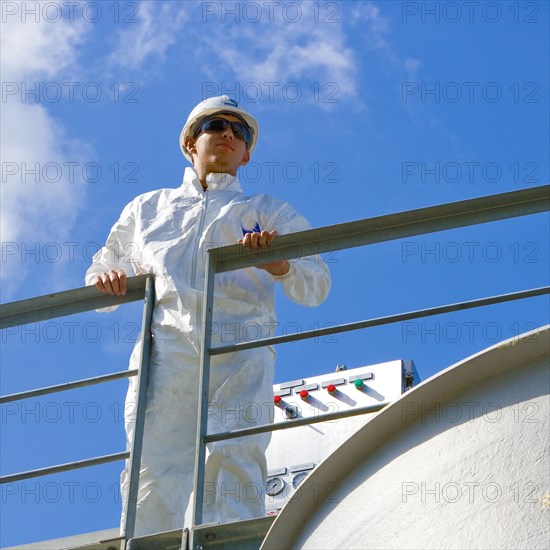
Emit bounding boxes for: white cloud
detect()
[403,57,422,79]
[349,1,390,49]
[0,14,91,297]
[349,1,422,79]
[1,102,89,241]
[0,1,190,298]
[192,1,421,107]
[1,10,85,81]
[107,1,187,73]
[103,0,419,108]
[198,2,359,102]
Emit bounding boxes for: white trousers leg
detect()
[120,339,275,537]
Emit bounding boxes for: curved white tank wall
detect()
[261,327,550,550]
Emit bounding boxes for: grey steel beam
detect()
[191,516,275,550]
[191,253,218,531]
[121,276,156,541]
[208,184,550,273]
[0,452,129,484]
[0,274,150,328]
[204,402,390,444]
[210,286,550,354]
[2,528,122,550]
[0,369,138,404]
[126,528,183,550]
[126,517,275,550]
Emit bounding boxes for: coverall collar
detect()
[183,167,243,195]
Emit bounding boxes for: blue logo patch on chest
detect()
[242,222,261,236]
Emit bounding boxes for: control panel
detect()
[264,360,419,515]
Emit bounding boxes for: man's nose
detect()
[220,124,234,139]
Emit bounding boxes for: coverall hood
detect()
[183,166,244,194]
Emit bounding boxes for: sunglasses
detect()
[193,117,251,145]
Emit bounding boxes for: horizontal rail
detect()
[0,369,138,404]
[208,184,550,273]
[204,402,390,443]
[0,451,130,484]
[0,274,151,328]
[211,286,550,355]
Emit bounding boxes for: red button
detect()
[299,389,309,399]
[274,395,282,404]
[327,384,336,393]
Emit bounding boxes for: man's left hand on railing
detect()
[94,269,128,296]
[238,230,290,277]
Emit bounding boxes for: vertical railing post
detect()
[121,275,155,542]
[191,252,217,530]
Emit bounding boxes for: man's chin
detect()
[200,161,238,176]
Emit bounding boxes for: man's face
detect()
[185,113,250,177]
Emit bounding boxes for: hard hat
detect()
[179,95,259,163]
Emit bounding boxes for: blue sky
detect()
[1,0,549,546]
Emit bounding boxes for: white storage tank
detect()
[261,326,550,550]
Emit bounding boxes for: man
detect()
[86,96,330,536]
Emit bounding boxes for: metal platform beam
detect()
[2,528,122,550]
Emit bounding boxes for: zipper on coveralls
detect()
[192,188,208,353]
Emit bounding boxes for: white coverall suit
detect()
[85,167,331,536]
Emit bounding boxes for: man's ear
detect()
[185,137,196,158]
[239,150,250,167]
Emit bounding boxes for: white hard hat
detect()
[179,95,259,163]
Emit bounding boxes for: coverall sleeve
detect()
[267,201,331,307]
[84,201,141,310]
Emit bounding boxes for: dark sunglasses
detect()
[193,117,250,145]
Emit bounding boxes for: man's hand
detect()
[94,270,127,295]
[238,230,290,276]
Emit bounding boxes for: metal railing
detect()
[0,184,548,550]
[0,274,156,543]
[190,184,550,547]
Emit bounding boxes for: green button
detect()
[354,379,364,389]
